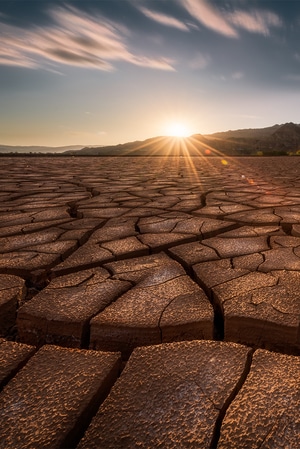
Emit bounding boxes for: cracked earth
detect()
[0,156,299,448]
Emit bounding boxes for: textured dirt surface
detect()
[0,155,300,447]
[78,340,251,449]
[0,345,120,449]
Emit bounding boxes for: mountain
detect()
[0,145,85,154]
[205,124,282,139]
[63,122,300,157]
[2,122,300,156]
[62,136,204,156]
[271,122,300,144]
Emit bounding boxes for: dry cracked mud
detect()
[0,156,300,448]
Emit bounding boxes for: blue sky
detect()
[1,0,300,146]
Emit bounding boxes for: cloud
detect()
[0,23,39,68]
[180,0,238,37]
[232,71,244,80]
[294,53,300,62]
[284,74,300,82]
[212,72,244,82]
[0,5,175,71]
[228,9,282,35]
[180,0,282,38]
[189,53,211,70]
[129,56,175,70]
[139,6,189,31]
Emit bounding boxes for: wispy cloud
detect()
[228,9,282,35]
[189,53,211,70]
[181,0,238,38]
[212,72,244,82]
[139,6,189,31]
[0,5,175,71]
[284,74,300,82]
[232,71,244,80]
[0,23,39,68]
[294,53,300,62]
[179,0,282,38]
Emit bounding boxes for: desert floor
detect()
[0,156,299,448]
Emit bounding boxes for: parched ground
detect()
[0,155,299,448]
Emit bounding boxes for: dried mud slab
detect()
[0,339,35,390]
[0,274,26,335]
[17,267,131,347]
[190,232,300,352]
[138,231,196,251]
[195,261,300,352]
[0,345,121,449]
[0,240,78,280]
[78,340,251,449]
[90,254,213,358]
[218,349,300,448]
[201,235,269,258]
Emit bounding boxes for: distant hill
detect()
[62,122,300,156]
[2,122,300,156]
[0,145,85,154]
[62,136,195,156]
[201,122,300,155]
[205,124,282,139]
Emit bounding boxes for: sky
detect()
[1,0,300,147]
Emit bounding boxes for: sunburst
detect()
[165,122,190,137]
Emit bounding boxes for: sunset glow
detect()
[0,1,299,148]
[165,123,190,138]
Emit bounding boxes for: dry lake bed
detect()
[0,155,300,448]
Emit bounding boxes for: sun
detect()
[165,122,190,137]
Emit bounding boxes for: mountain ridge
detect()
[0,144,85,154]
[204,123,282,139]
[63,122,300,156]
[2,122,300,156]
